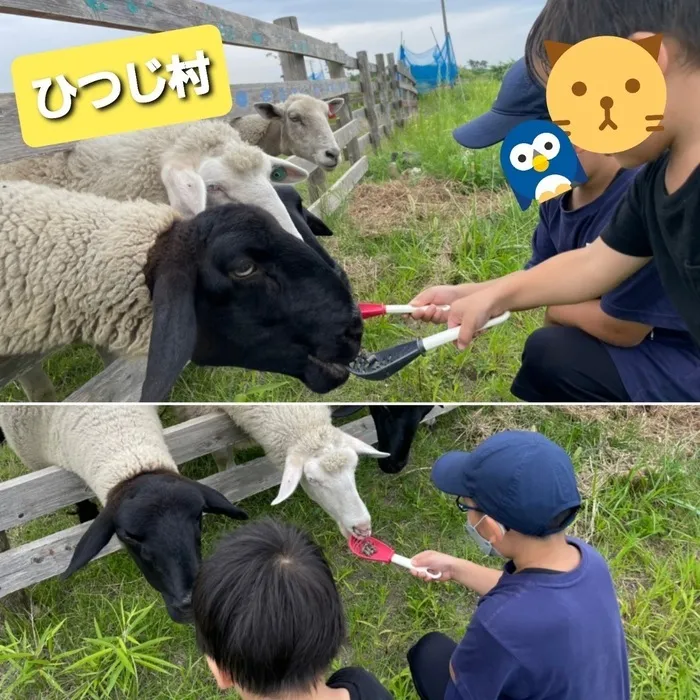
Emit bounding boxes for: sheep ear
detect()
[161,164,207,217]
[198,482,249,520]
[255,102,284,120]
[343,433,391,458]
[304,208,334,237]
[326,97,344,117]
[269,156,308,184]
[271,453,305,506]
[141,265,197,402]
[62,507,116,579]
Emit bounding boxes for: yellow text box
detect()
[11,25,232,148]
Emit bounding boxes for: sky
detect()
[0,0,545,91]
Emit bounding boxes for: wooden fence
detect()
[0,405,454,601]
[0,1,419,402]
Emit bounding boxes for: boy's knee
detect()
[520,327,570,378]
[407,631,456,669]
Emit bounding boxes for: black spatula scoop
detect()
[348,312,511,381]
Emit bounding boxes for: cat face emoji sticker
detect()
[500,120,588,211]
[544,35,666,154]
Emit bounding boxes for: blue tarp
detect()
[398,34,458,93]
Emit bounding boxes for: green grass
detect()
[0,76,541,402]
[1,406,698,699]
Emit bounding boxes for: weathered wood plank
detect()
[0,78,351,164]
[357,51,380,154]
[358,132,371,155]
[399,80,418,95]
[396,62,414,81]
[387,53,404,129]
[0,0,352,64]
[375,54,392,139]
[0,413,253,532]
[352,107,366,121]
[328,58,360,166]
[0,353,52,392]
[308,156,368,217]
[64,357,148,403]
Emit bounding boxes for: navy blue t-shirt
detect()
[445,538,630,700]
[525,167,700,401]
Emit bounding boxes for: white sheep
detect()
[0,405,248,623]
[231,94,345,170]
[177,404,388,538]
[0,120,308,239]
[0,180,362,401]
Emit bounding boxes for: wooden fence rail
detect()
[0,2,419,402]
[0,405,455,599]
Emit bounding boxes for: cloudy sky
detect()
[0,0,545,91]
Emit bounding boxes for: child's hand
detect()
[409,284,480,323]
[410,550,458,581]
[447,291,507,350]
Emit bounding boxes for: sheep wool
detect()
[0,406,177,504]
[0,180,178,357]
[221,404,338,466]
[0,121,265,203]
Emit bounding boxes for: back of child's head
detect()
[193,518,347,697]
[525,0,700,83]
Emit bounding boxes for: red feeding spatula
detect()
[349,536,442,579]
[359,302,450,320]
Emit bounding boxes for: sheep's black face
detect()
[191,204,362,392]
[62,472,248,624]
[369,405,434,473]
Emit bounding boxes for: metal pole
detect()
[440,0,449,42]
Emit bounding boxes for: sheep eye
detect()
[289,114,302,123]
[229,262,257,279]
[271,166,287,182]
[122,531,143,544]
[206,183,222,192]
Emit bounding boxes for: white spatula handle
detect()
[385,304,451,314]
[422,311,511,352]
[391,554,442,579]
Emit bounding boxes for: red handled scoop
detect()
[348,536,441,579]
[359,302,450,320]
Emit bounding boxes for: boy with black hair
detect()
[422,57,700,402]
[412,0,700,369]
[192,518,393,700]
[406,431,630,700]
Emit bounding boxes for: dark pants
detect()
[407,632,458,700]
[511,326,631,402]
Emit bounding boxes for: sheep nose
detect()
[352,524,372,538]
[325,148,340,161]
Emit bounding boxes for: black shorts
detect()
[511,326,630,402]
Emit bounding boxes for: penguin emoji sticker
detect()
[500,120,587,211]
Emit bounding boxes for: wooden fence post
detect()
[387,52,403,129]
[357,51,381,153]
[375,53,392,138]
[328,47,361,166]
[273,16,326,202]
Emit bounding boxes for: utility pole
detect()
[440,0,449,42]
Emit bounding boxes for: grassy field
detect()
[0,75,542,403]
[1,406,698,699]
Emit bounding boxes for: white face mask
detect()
[465,514,506,559]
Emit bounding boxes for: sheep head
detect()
[254,94,344,170]
[160,122,308,239]
[271,428,389,539]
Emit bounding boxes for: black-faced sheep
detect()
[0,405,248,623]
[0,181,363,401]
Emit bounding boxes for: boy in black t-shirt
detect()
[411,0,700,357]
[192,518,393,700]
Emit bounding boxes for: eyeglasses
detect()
[455,496,480,513]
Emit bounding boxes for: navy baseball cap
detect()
[431,431,581,536]
[453,57,550,149]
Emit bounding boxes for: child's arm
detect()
[411,550,503,596]
[446,238,651,349]
[546,300,652,347]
